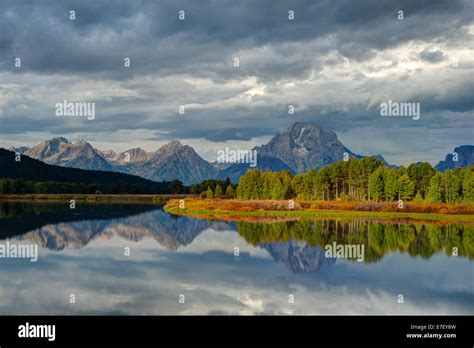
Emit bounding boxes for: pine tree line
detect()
[0,178,171,194]
[189,178,237,198]
[235,157,474,203]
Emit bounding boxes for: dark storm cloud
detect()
[0,0,472,162]
[146,107,291,142]
[419,48,447,63]
[417,84,474,113]
[1,0,472,78]
[154,126,263,142]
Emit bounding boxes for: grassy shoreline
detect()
[164,198,474,222]
[2,195,473,221]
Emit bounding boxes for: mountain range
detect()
[435,145,474,172]
[0,148,170,193]
[22,137,115,171]
[8,122,473,184]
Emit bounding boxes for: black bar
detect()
[0,316,472,346]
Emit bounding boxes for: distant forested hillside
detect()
[0,149,173,194]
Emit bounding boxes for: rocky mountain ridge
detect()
[7,122,472,184]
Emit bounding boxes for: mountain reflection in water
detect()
[0,202,472,315]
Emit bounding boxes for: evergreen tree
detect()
[225,185,235,198]
[214,184,223,198]
[246,169,262,199]
[347,159,364,200]
[170,180,183,194]
[206,186,213,199]
[261,172,273,199]
[278,170,294,199]
[330,161,347,199]
[397,174,415,200]
[236,181,244,199]
[318,167,332,200]
[368,167,386,201]
[408,162,436,198]
[360,157,383,200]
[271,178,286,200]
[306,169,322,200]
[292,174,306,199]
[462,167,474,202]
[236,171,250,199]
[428,173,444,203]
[189,184,198,194]
[413,192,424,204]
[443,170,461,203]
[230,158,469,204]
[384,170,398,201]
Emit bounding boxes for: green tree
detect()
[413,192,424,204]
[261,172,273,199]
[278,170,294,199]
[214,184,223,198]
[428,173,444,203]
[360,157,383,200]
[330,161,348,199]
[443,169,462,204]
[368,167,386,201]
[170,180,183,194]
[292,174,306,199]
[239,169,262,199]
[225,185,235,198]
[318,167,332,200]
[407,162,436,198]
[347,159,364,200]
[236,172,250,199]
[305,169,322,200]
[271,178,286,200]
[225,177,232,189]
[397,174,415,200]
[206,186,213,199]
[463,167,474,202]
[189,184,198,194]
[384,170,398,201]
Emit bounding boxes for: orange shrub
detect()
[169,198,474,215]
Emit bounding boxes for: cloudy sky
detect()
[0,0,473,165]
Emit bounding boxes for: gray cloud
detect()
[419,48,447,63]
[0,0,473,164]
[1,0,472,77]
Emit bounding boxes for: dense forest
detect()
[235,157,474,203]
[0,178,177,194]
[189,178,237,199]
[0,149,173,194]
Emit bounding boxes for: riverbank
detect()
[0,194,197,204]
[164,198,474,222]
